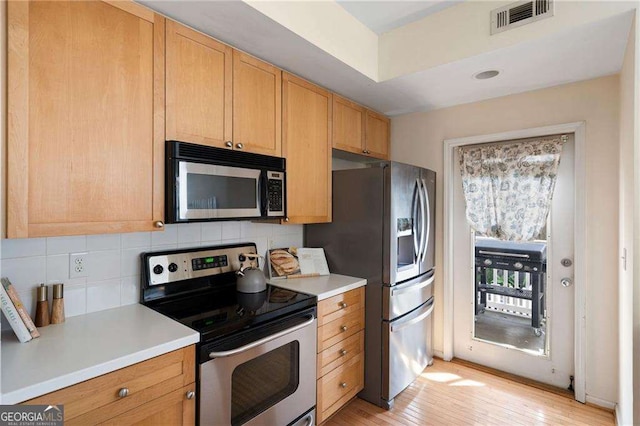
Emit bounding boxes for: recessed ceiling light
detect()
[474,70,500,80]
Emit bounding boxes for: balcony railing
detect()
[483,269,533,318]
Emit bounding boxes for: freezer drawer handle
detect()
[208,315,315,358]
[392,275,435,296]
[390,302,434,333]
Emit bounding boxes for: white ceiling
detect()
[336,0,462,34]
[138,1,633,116]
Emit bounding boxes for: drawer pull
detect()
[118,388,129,398]
[341,325,348,332]
[186,390,195,400]
[340,349,347,356]
[339,302,348,309]
[340,382,347,388]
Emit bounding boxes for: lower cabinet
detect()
[23,346,195,425]
[316,287,365,423]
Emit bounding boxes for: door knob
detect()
[225,141,233,148]
[236,143,244,149]
[154,221,164,228]
[561,278,573,287]
[561,258,573,267]
[186,390,195,400]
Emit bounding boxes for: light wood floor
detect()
[325,359,614,426]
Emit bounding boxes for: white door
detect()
[452,135,575,390]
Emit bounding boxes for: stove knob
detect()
[168,263,178,273]
[238,254,246,262]
[514,262,523,270]
[153,264,164,275]
[483,259,493,266]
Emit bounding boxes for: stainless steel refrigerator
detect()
[306,162,435,409]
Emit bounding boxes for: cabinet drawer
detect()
[318,287,364,326]
[317,331,364,378]
[317,308,364,352]
[317,352,364,423]
[24,346,195,425]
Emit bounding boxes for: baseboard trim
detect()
[615,403,622,425]
[451,358,575,400]
[433,349,445,360]
[586,395,616,411]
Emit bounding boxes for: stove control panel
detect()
[145,244,257,286]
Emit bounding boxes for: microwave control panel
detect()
[266,171,285,216]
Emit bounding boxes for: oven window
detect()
[186,174,257,209]
[231,341,300,426]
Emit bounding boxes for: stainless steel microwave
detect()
[166,141,286,222]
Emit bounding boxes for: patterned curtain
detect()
[457,136,565,241]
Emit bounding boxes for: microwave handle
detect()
[260,171,268,215]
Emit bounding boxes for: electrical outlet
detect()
[69,252,89,278]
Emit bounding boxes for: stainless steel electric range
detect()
[141,243,317,426]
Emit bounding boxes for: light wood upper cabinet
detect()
[166,20,232,148]
[282,73,332,224]
[332,95,366,155]
[233,50,282,156]
[332,95,390,160]
[7,0,165,238]
[365,110,390,160]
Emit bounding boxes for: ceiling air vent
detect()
[491,0,554,35]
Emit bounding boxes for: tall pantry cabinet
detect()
[7,1,166,238]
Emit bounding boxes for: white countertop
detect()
[270,273,366,300]
[1,304,199,404]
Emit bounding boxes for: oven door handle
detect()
[208,315,316,359]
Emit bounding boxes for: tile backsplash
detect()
[1,222,303,329]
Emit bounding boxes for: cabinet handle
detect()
[340,349,347,356]
[340,382,347,389]
[225,141,233,148]
[341,325,348,332]
[118,388,129,398]
[366,150,371,154]
[339,302,347,309]
[186,390,195,400]
[236,143,244,149]
[284,217,290,222]
[154,221,164,228]
[362,149,367,154]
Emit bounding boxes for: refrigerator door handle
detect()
[420,178,431,263]
[417,179,427,263]
[391,274,435,296]
[390,300,434,332]
[412,178,421,262]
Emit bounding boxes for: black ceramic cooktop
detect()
[147,284,316,343]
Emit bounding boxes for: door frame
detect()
[442,121,586,403]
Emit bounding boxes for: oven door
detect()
[178,160,262,220]
[200,312,317,426]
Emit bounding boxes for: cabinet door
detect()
[365,110,390,160]
[332,95,365,155]
[233,50,282,156]
[282,73,332,224]
[166,20,232,148]
[7,0,165,237]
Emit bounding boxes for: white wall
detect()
[0,222,302,329]
[391,75,620,404]
[243,0,378,81]
[618,15,636,426]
